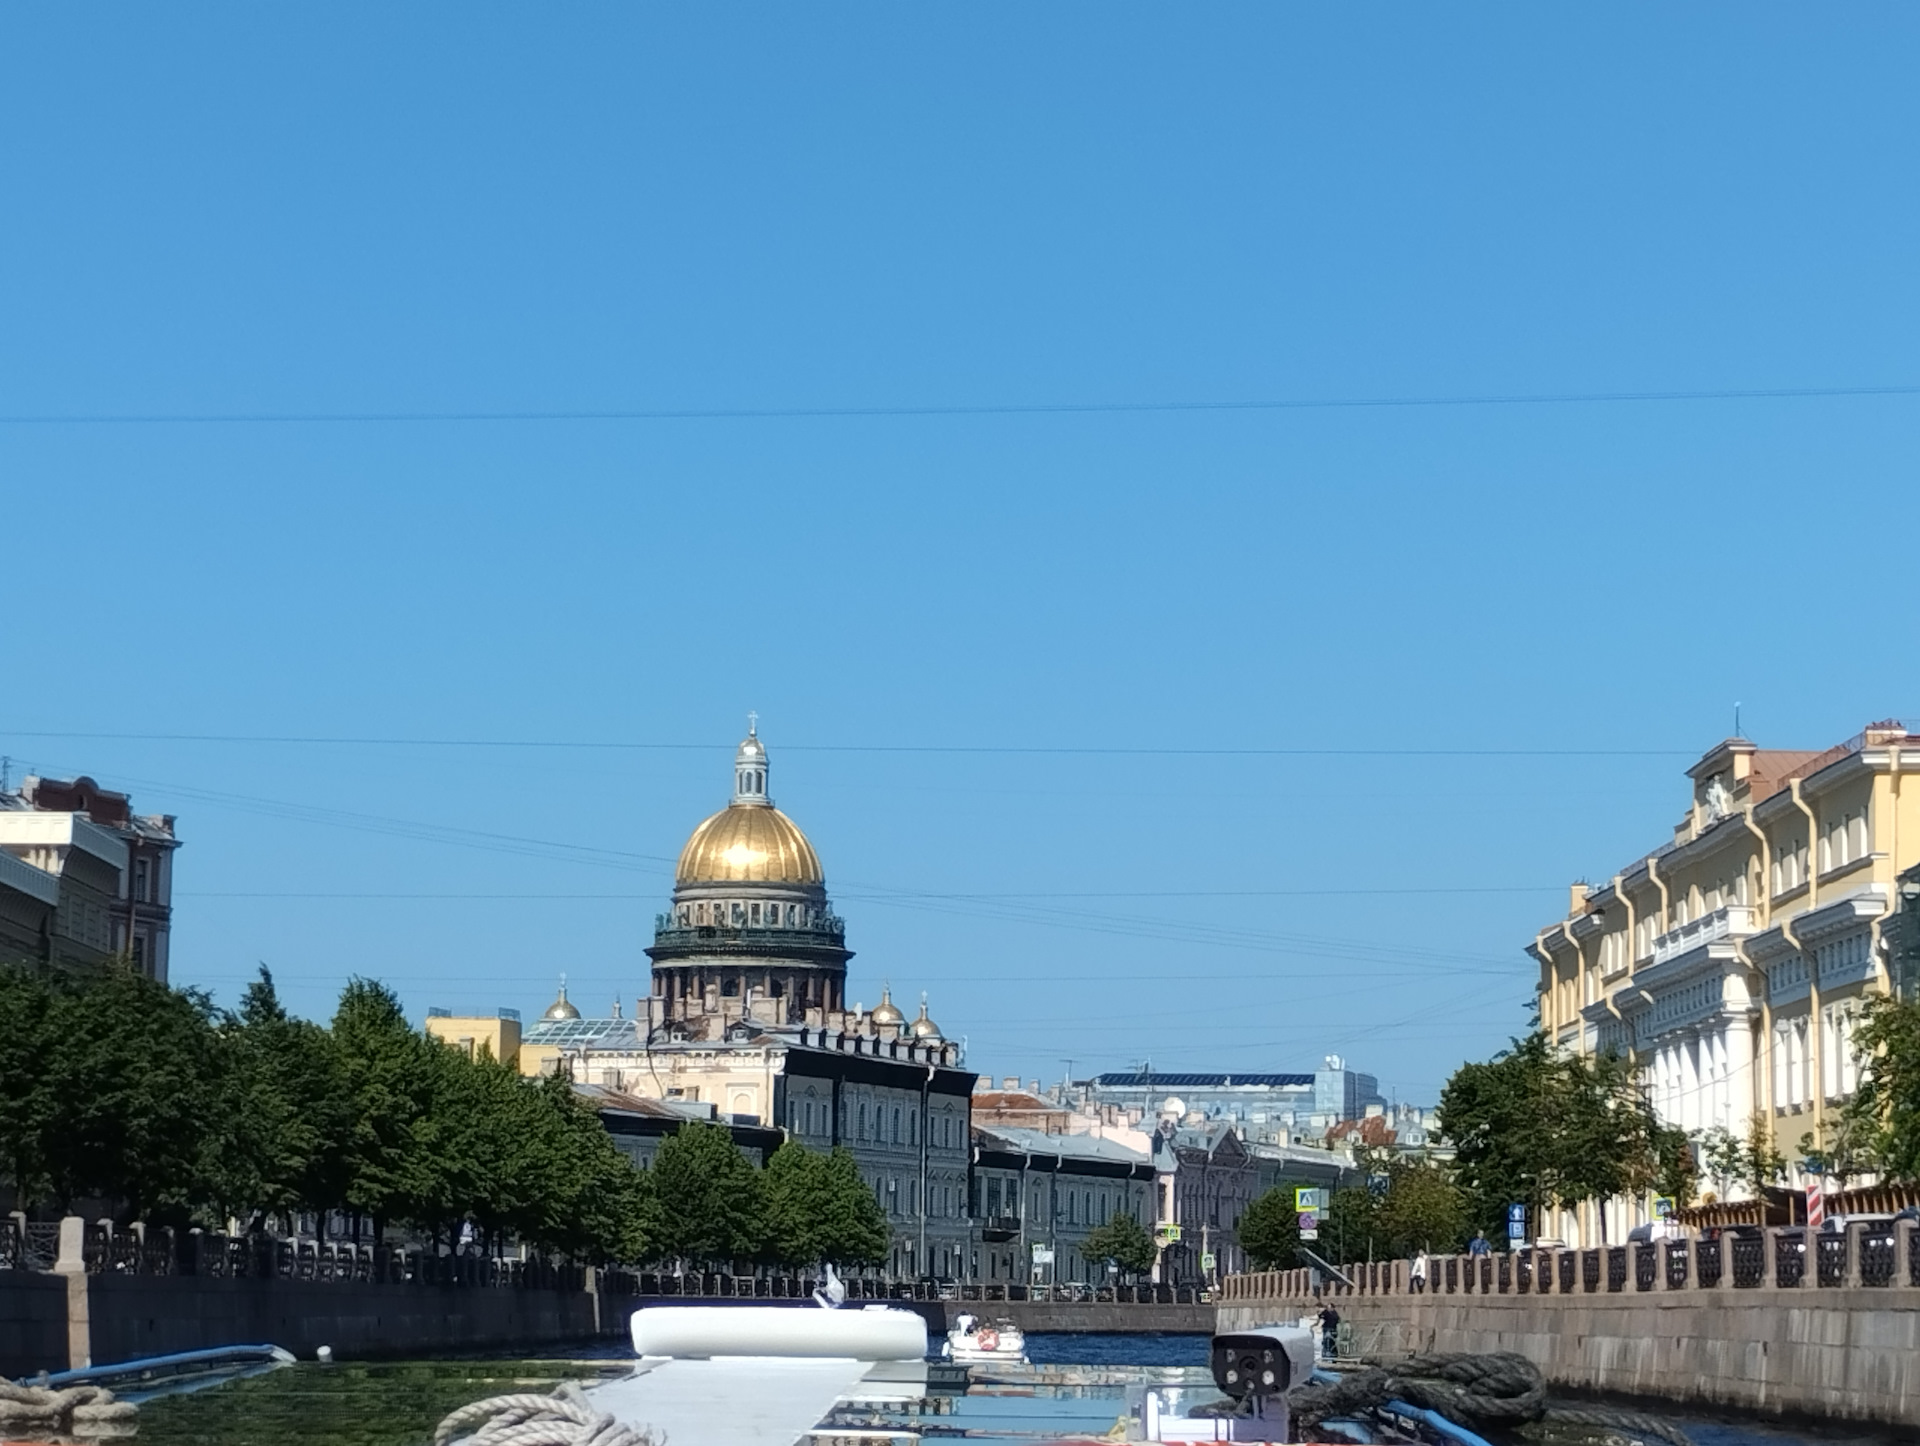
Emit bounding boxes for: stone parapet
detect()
[1221,1234,1920,1427]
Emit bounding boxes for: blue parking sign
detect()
[1506,1203,1526,1240]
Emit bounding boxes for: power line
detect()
[178,883,1559,901]
[77,768,1526,973]
[0,728,1692,757]
[0,381,1916,425]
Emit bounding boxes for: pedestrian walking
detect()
[1410,1249,1430,1293]
[1317,1302,1341,1361]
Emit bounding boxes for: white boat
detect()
[445,1303,932,1446]
[943,1310,1028,1365]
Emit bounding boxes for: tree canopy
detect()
[1843,993,1920,1183]
[0,963,659,1262]
[1312,1156,1467,1264]
[0,963,904,1270]
[1238,1185,1303,1270]
[1437,1033,1675,1240]
[761,1140,890,1269]
[1079,1211,1156,1278]
[651,1120,767,1267]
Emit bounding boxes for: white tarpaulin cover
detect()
[585,1357,872,1446]
[630,1304,927,1362]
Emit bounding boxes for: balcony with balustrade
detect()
[1649,905,1757,968]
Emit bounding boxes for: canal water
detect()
[127,1333,1877,1446]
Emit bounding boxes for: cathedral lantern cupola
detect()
[734,714,770,806]
[647,717,851,1032]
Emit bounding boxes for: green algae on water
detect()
[133,1360,610,1446]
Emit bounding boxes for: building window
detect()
[892,1106,902,1145]
[133,858,151,903]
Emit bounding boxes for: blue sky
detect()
[4,7,1919,1105]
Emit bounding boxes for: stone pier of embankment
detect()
[1219,1229,1920,1430]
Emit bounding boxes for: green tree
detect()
[1238,1185,1303,1270]
[760,1141,887,1269]
[1648,1125,1698,1205]
[0,967,60,1212]
[332,978,439,1240]
[40,963,221,1221]
[1080,1212,1157,1279]
[811,1146,890,1267]
[1320,1186,1379,1264]
[1843,993,1920,1182]
[761,1139,823,1267]
[527,1073,661,1263]
[209,967,352,1230]
[1373,1158,1468,1257]
[1439,1034,1671,1242]
[652,1120,765,1267]
[1437,1034,1561,1238]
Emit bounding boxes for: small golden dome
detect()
[870,985,906,1027]
[543,981,581,1021]
[910,992,943,1041]
[676,804,824,885]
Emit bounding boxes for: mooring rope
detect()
[432,1380,658,1446]
[0,1379,140,1439]
[1289,1352,1691,1446]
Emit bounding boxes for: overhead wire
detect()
[62,767,1540,976]
[0,379,1915,425]
[2,727,1690,757]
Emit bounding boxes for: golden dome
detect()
[910,992,943,1041]
[676,803,824,886]
[870,985,906,1027]
[543,981,581,1021]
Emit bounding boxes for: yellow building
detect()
[424,1006,523,1067]
[1532,721,1920,1209]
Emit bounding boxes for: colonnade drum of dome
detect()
[642,722,944,1044]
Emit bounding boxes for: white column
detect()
[1713,1026,1730,1129]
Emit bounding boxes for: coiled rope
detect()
[432,1380,658,1446]
[1289,1352,1691,1446]
[0,1379,139,1440]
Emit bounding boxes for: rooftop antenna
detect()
[0,756,9,794]
[1734,702,1742,737]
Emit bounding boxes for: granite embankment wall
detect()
[0,1272,71,1380]
[988,1301,1210,1333]
[621,1295,1209,1336]
[1,1279,1206,1379]
[0,1274,615,1378]
[1219,1230,1920,1429]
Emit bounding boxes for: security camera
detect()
[1210,1325,1315,1401]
